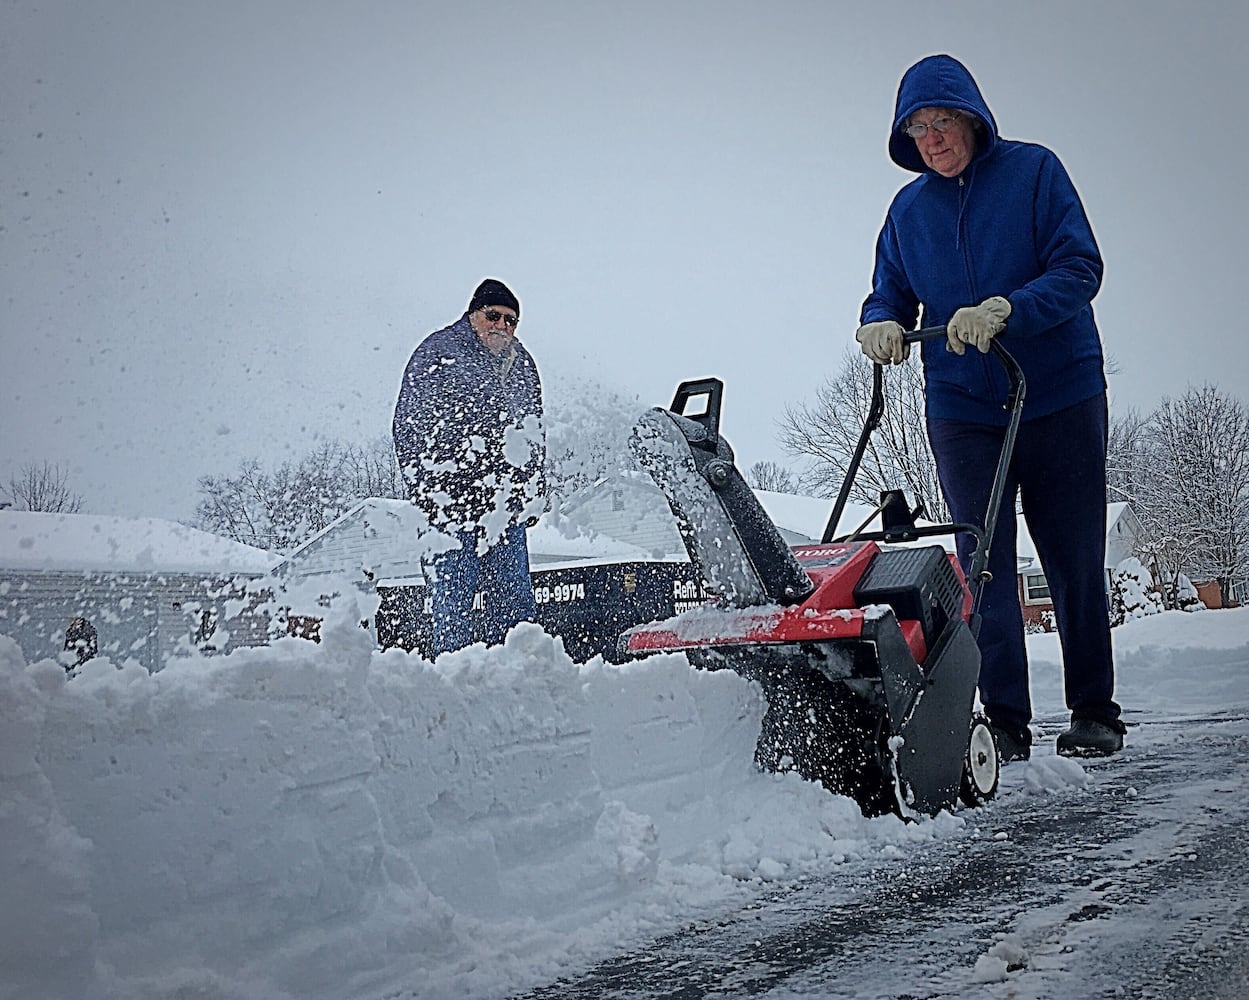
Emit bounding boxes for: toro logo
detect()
[791,544,856,568]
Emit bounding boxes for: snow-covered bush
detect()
[1024,610,1056,635]
[1169,572,1205,612]
[1110,557,1165,625]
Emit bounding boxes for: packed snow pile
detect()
[4,601,1247,1000]
[0,597,939,1000]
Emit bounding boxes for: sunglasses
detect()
[482,308,518,329]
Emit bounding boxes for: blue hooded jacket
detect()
[860,54,1106,425]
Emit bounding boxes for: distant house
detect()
[549,472,687,560]
[1015,502,1145,630]
[1193,578,1243,610]
[0,511,278,671]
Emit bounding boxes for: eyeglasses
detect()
[903,113,962,139]
[482,309,518,329]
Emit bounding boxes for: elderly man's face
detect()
[469,306,518,355]
[908,107,978,178]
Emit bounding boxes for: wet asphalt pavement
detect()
[516,709,1249,1000]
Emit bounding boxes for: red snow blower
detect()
[620,328,1026,818]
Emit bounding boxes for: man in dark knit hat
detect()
[393,278,546,656]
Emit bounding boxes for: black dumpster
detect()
[376,558,708,662]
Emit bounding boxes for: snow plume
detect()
[541,368,643,501]
[501,412,543,472]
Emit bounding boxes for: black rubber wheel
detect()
[959,711,1000,807]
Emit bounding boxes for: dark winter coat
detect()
[392,315,546,533]
[860,54,1107,426]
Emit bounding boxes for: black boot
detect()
[1056,717,1125,758]
[989,721,1032,763]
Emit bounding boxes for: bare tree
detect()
[353,434,407,499]
[4,461,84,513]
[196,376,656,554]
[747,460,799,494]
[1132,386,1249,606]
[196,438,403,552]
[779,349,948,522]
[1107,406,1150,505]
[195,458,286,550]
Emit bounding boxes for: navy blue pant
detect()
[927,394,1120,731]
[426,523,538,656]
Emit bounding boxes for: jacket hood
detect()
[889,54,998,174]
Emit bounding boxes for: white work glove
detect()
[855,320,909,365]
[946,296,1011,355]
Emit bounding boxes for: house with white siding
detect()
[1015,502,1146,628]
[0,511,277,671]
[553,471,837,554]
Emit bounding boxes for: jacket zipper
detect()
[957,173,1001,407]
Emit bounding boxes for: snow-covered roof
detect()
[0,511,279,575]
[275,497,681,586]
[752,489,895,541]
[272,485,1139,587]
[526,521,669,566]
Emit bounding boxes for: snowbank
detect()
[5,604,1246,1000]
[0,598,922,1000]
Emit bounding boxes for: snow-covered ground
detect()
[2,602,1246,1000]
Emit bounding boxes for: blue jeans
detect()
[426,523,537,656]
[927,394,1120,731]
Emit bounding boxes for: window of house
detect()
[1023,572,1050,604]
[612,489,625,512]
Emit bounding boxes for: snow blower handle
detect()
[902,325,947,348]
[667,377,724,445]
[900,325,1023,383]
[823,324,1026,625]
[909,326,1026,614]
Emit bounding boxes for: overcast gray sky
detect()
[4,0,1246,521]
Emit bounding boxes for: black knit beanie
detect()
[467,278,520,317]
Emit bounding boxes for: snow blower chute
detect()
[620,328,1026,819]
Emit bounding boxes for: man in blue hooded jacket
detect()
[393,278,546,656]
[857,54,1125,758]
